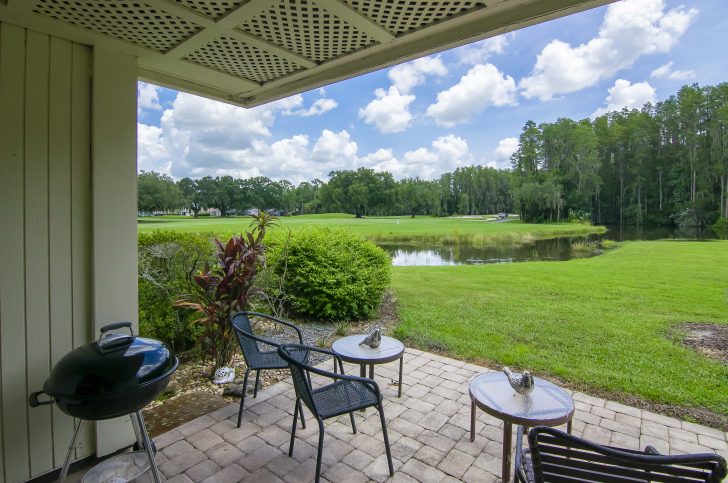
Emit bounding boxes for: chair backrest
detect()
[528,426,727,483]
[277,344,318,418]
[231,312,262,366]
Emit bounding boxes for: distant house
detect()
[244,208,260,216]
[206,208,221,217]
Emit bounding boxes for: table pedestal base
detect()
[470,402,573,482]
[357,356,404,398]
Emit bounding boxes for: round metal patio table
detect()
[332,335,404,397]
[469,372,574,482]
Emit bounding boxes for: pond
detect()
[382,224,717,266]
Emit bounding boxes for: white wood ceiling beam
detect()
[165,0,279,58]
[316,0,395,43]
[143,0,215,28]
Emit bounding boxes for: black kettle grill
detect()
[29,322,178,482]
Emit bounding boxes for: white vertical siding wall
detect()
[0,22,93,482]
[0,22,138,482]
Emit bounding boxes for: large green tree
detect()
[138,171,184,213]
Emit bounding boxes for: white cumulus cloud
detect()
[519,0,697,101]
[592,79,657,118]
[650,61,696,81]
[365,135,472,179]
[488,137,519,169]
[426,63,517,127]
[137,82,161,112]
[457,34,510,65]
[138,91,480,183]
[359,55,447,133]
[388,56,448,94]
[284,96,338,117]
[137,123,170,174]
[358,87,416,133]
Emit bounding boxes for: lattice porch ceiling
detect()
[0,0,613,107]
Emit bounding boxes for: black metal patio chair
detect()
[278,343,395,483]
[515,425,727,483]
[231,311,307,428]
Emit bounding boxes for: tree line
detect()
[511,83,728,226]
[139,82,728,227]
[137,166,513,218]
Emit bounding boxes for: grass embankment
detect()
[392,241,728,418]
[138,213,605,246]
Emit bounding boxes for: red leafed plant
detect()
[176,212,275,372]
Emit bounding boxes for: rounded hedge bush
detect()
[138,230,215,349]
[270,228,391,320]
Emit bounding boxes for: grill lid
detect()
[43,322,177,401]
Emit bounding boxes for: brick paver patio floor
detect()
[129,348,726,482]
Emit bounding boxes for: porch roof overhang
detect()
[0,0,612,108]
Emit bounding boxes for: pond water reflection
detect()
[382,225,717,266]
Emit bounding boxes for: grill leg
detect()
[58,419,83,483]
[237,367,250,428]
[135,411,161,483]
[130,412,145,449]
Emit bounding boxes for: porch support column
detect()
[91,46,139,456]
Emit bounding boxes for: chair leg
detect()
[289,399,301,457]
[349,412,357,434]
[298,401,306,429]
[377,403,394,476]
[315,418,325,483]
[236,368,251,428]
[253,369,261,398]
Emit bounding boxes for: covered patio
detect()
[1,0,726,482]
[60,348,728,482]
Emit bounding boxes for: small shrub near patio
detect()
[138,231,215,350]
[176,213,275,372]
[270,228,391,321]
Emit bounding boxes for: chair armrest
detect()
[279,344,381,396]
[241,311,304,343]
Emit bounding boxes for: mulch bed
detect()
[142,293,400,436]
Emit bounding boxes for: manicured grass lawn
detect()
[138,213,604,244]
[392,241,728,416]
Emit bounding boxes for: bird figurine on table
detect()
[359,328,382,348]
[502,366,535,396]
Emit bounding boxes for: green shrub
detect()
[175,213,275,371]
[712,217,728,239]
[569,240,598,252]
[269,228,391,320]
[138,230,215,349]
[600,239,619,250]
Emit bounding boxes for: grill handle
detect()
[100,321,134,335]
[29,391,54,407]
[98,322,135,353]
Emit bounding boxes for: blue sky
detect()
[138,0,728,183]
